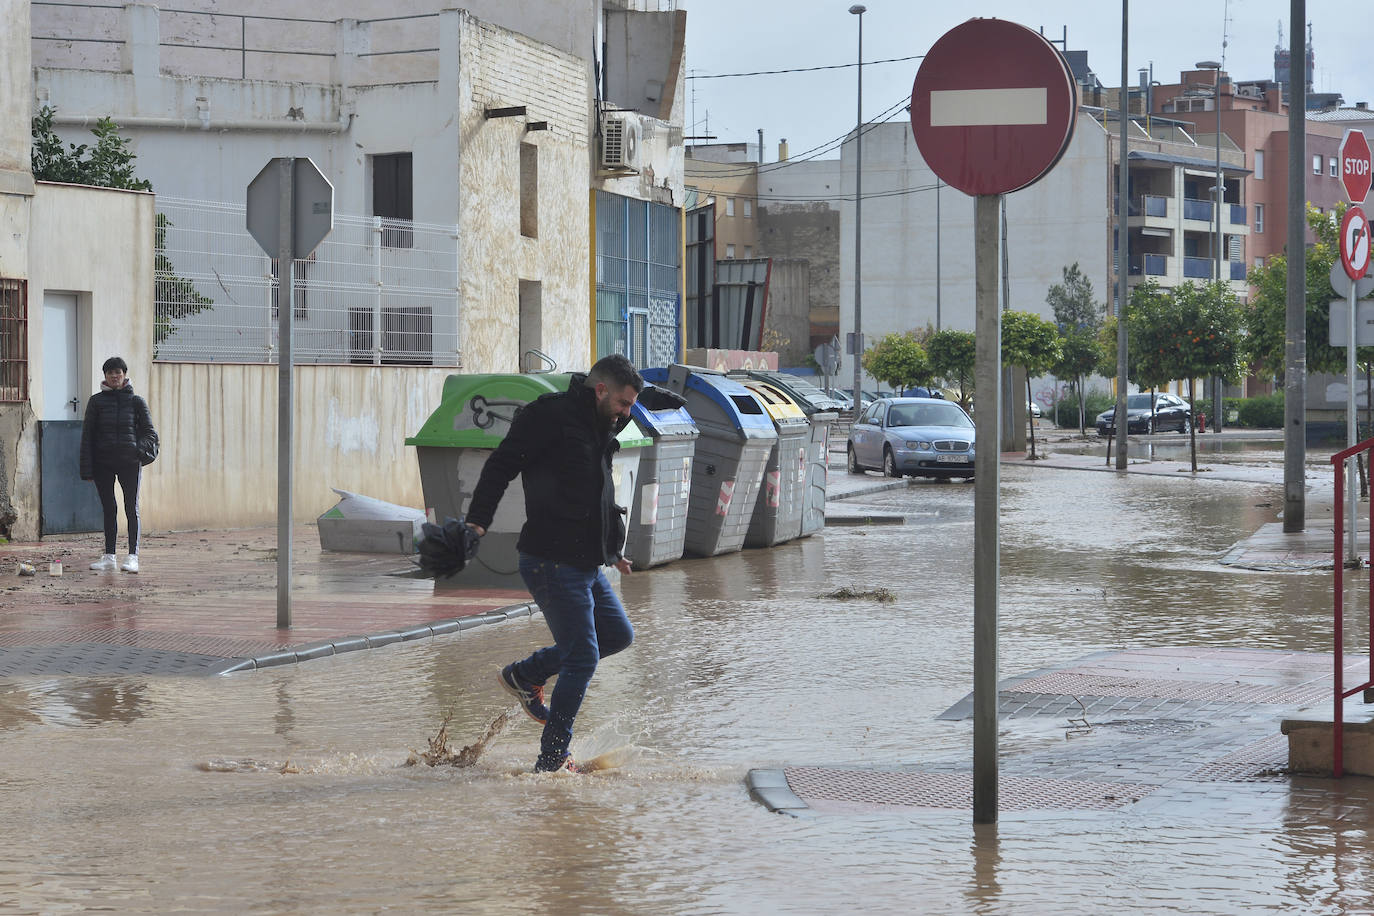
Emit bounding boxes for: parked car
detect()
[1095,392,1192,436]
[1028,400,1042,419]
[847,397,976,479]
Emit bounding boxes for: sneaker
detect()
[499,664,548,724]
[533,754,583,774]
[120,555,139,574]
[90,554,117,571]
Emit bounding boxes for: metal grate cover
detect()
[783,767,1157,811]
[1010,671,1332,705]
[1188,734,1291,782]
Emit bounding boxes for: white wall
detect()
[143,362,445,529]
[835,116,1110,385]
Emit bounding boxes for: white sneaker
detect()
[90,554,117,571]
[120,555,139,574]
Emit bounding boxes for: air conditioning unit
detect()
[601,113,641,172]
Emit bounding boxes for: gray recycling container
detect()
[729,370,843,536]
[735,378,811,548]
[640,365,776,558]
[625,392,699,570]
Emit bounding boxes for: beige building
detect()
[5,0,688,539]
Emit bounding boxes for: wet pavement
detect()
[5,426,1374,912]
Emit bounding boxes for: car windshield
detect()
[887,402,973,429]
[1126,394,1162,409]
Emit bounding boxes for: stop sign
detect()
[910,19,1078,196]
[1340,129,1372,204]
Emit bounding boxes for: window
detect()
[725,243,736,259]
[1255,203,1264,233]
[743,246,752,258]
[371,152,413,248]
[1330,157,1339,178]
[743,199,753,218]
[1313,154,1322,175]
[0,278,27,403]
[1254,150,1264,180]
[270,255,310,320]
[348,306,433,365]
[725,198,735,217]
[519,279,542,370]
[1254,257,1264,268]
[520,143,538,238]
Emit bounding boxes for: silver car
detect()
[847,397,976,479]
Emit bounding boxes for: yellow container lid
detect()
[738,379,807,422]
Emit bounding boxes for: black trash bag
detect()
[417,516,481,578]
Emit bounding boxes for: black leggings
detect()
[93,460,141,556]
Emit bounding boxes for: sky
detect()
[680,0,1374,162]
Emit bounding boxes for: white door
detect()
[41,292,80,420]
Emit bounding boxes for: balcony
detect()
[1230,260,1247,281]
[1144,196,1169,218]
[1183,198,1213,222]
[1230,204,1247,226]
[1183,256,1214,279]
[1129,253,1168,276]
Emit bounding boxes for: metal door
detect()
[39,292,102,534]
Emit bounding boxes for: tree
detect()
[1130,281,1246,471]
[1001,310,1062,459]
[1046,262,1102,333]
[926,328,976,409]
[1052,329,1103,434]
[31,106,152,190]
[1247,202,1374,381]
[861,332,933,391]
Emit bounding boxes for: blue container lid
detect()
[641,366,775,438]
[630,400,698,438]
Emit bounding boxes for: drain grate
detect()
[1094,718,1209,736]
[783,767,1157,811]
[1188,734,1291,782]
[1011,671,1330,705]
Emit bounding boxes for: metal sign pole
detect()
[973,193,1001,824]
[1348,279,1359,564]
[277,158,295,628]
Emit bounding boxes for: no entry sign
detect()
[910,19,1078,196]
[1340,129,1372,204]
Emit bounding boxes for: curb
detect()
[213,601,542,675]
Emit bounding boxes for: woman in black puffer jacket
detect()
[79,356,158,573]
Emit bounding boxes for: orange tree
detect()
[926,328,976,409]
[1001,310,1062,460]
[861,332,934,392]
[1129,280,1245,471]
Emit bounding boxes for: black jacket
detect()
[79,381,158,478]
[465,375,627,569]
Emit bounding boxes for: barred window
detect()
[0,279,28,403]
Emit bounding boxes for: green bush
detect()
[1223,393,1284,428]
[1052,391,1116,429]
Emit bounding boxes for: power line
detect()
[686,94,911,179]
[687,54,924,80]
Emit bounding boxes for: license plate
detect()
[936,454,970,463]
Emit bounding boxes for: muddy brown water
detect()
[2,465,1371,913]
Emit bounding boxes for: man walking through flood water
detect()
[463,354,642,773]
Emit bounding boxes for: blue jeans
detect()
[513,553,634,769]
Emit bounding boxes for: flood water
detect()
[3,464,1371,913]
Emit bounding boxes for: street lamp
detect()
[850,3,865,413]
[1197,59,1224,431]
[1192,61,1225,282]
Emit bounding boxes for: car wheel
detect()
[1180,418,1191,434]
[1146,417,1155,435]
[883,447,898,478]
[847,444,862,474]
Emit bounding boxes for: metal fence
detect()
[154,196,459,365]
